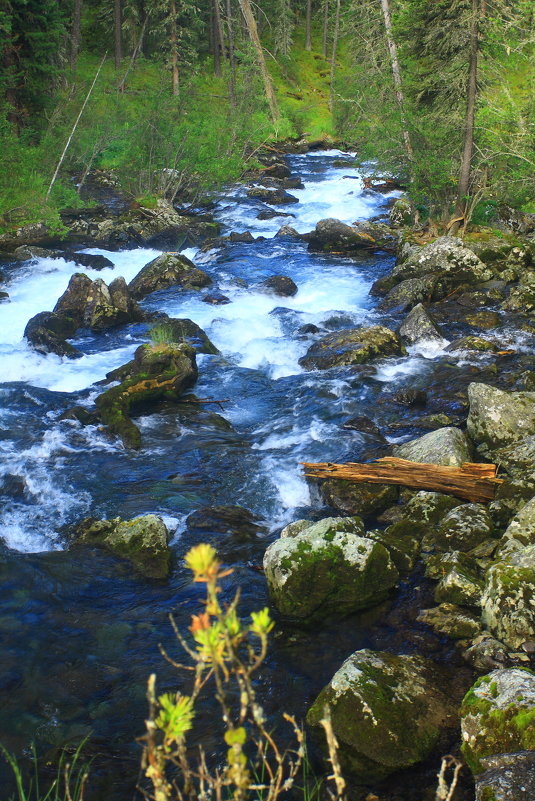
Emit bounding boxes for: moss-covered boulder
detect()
[403,491,462,524]
[53,273,143,331]
[389,197,414,227]
[318,480,398,517]
[305,217,391,253]
[95,342,197,448]
[426,551,484,606]
[73,514,171,578]
[481,546,535,649]
[393,427,473,467]
[390,236,493,286]
[365,527,420,573]
[424,503,494,554]
[446,336,499,353]
[398,302,445,345]
[128,252,212,300]
[263,518,398,624]
[496,497,535,558]
[461,668,535,774]
[467,383,535,449]
[380,275,438,312]
[150,317,219,355]
[475,750,535,801]
[417,603,482,639]
[299,325,404,370]
[306,649,453,782]
[246,187,299,204]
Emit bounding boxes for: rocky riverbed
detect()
[0,149,534,800]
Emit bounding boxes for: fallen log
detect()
[301,457,503,504]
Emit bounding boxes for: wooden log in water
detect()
[301,457,503,503]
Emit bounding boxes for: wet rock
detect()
[24,311,81,358]
[274,225,300,238]
[186,505,265,540]
[59,406,100,425]
[342,415,381,436]
[306,218,395,253]
[418,603,482,638]
[298,323,321,335]
[53,273,142,331]
[149,318,219,355]
[202,291,231,305]
[467,383,535,449]
[73,514,171,578]
[69,252,114,271]
[391,388,427,407]
[389,197,414,227]
[0,473,28,499]
[0,290,8,301]
[246,187,299,205]
[503,284,535,313]
[475,751,535,801]
[13,245,62,260]
[446,336,499,353]
[365,527,420,573]
[228,231,255,243]
[319,480,398,517]
[306,649,453,782]
[464,310,502,329]
[425,503,494,553]
[260,162,291,180]
[391,236,493,286]
[393,426,472,467]
[95,343,197,448]
[398,303,445,345]
[263,517,398,624]
[426,551,484,606]
[128,252,211,300]
[256,209,295,220]
[481,545,535,650]
[380,275,438,312]
[463,634,511,672]
[460,668,535,773]
[299,325,404,370]
[404,491,462,524]
[260,275,298,297]
[414,413,455,430]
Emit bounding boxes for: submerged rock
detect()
[306,649,453,782]
[467,383,535,449]
[260,275,298,297]
[263,517,398,624]
[299,325,404,370]
[393,426,472,467]
[481,545,535,650]
[460,668,535,774]
[95,343,197,448]
[128,252,211,300]
[73,514,171,578]
[186,505,265,540]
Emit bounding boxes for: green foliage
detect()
[0,740,89,801]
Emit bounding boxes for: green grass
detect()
[0,741,89,801]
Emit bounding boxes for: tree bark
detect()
[212,0,224,76]
[302,457,503,503]
[225,0,237,103]
[114,0,122,69]
[170,0,179,95]
[450,0,479,235]
[329,0,340,111]
[379,0,413,161]
[305,0,312,50]
[71,0,82,72]
[238,0,280,123]
[322,0,329,58]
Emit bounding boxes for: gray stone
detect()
[467,383,535,449]
[476,751,535,801]
[481,545,535,650]
[398,303,445,345]
[418,603,482,639]
[299,325,404,370]
[426,503,494,553]
[393,427,472,467]
[128,252,212,300]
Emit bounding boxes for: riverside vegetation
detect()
[0,3,535,801]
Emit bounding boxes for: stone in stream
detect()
[186,505,266,540]
[260,275,298,297]
[417,603,482,639]
[263,517,398,624]
[496,496,535,557]
[202,291,231,305]
[318,479,398,517]
[24,311,81,358]
[475,751,535,801]
[95,342,198,449]
[149,317,219,355]
[128,252,212,300]
[299,325,404,370]
[379,275,438,312]
[390,236,493,286]
[481,545,535,650]
[467,383,535,449]
[67,252,114,270]
[305,217,396,253]
[73,514,171,578]
[275,224,300,238]
[425,551,484,606]
[392,426,473,467]
[389,196,414,227]
[398,302,445,345]
[246,187,299,204]
[445,336,499,353]
[53,273,143,331]
[460,668,535,775]
[306,649,453,782]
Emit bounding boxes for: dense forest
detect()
[0,0,533,234]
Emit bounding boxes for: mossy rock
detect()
[263,519,398,624]
[481,545,535,649]
[299,325,405,370]
[365,527,420,573]
[417,602,482,639]
[424,503,495,554]
[426,551,484,606]
[496,496,535,558]
[446,336,499,353]
[128,252,212,300]
[319,480,398,517]
[306,649,453,782]
[475,750,535,801]
[467,383,535,449]
[74,514,171,578]
[393,427,473,467]
[461,668,535,774]
[151,317,219,355]
[403,491,463,525]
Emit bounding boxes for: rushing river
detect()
[0,151,509,798]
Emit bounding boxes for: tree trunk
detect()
[322,0,329,58]
[114,0,122,69]
[379,0,413,161]
[170,0,179,96]
[238,0,280,123]
[450,0,479,235]
[225,0,237,103]
[305,0,312,50]
[329,0,340,111]
[213,0,224,76]
[71,0,82,72]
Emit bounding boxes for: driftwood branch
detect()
[302,457,503,503]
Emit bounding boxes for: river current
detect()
[0,152,494,797]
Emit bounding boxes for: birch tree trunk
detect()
[305,0,312,51]
[450,0,479,234]
[114,0,122,69]
[329,0,340,111]
[379,0,413,161]
[170,0,179,96]
[238,0,280,123]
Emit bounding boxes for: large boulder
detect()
[53,273,143,331]
[460,668,535,774]
[393,426,472,467]
[424,503,494,553]
[95,343,197,449]
[398,303,445,345]
[260,275,298,297]
[497,496,535,557]
[24,311,81,358]
[467,383,535,449]
[390,236,493,286]
[246,187,299,204]
[306,649,453,782]
[475,751,535,801]
[481,545,535,649]
[263,517,398,624]
[73,515,171,578]
[379,275,438,312]
[306,218,395,253]
[149,317,219,355]
[128,253,211,300]
[318,480,398,517]
[299,325,404,370]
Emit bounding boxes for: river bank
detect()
[0,150,534,801]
